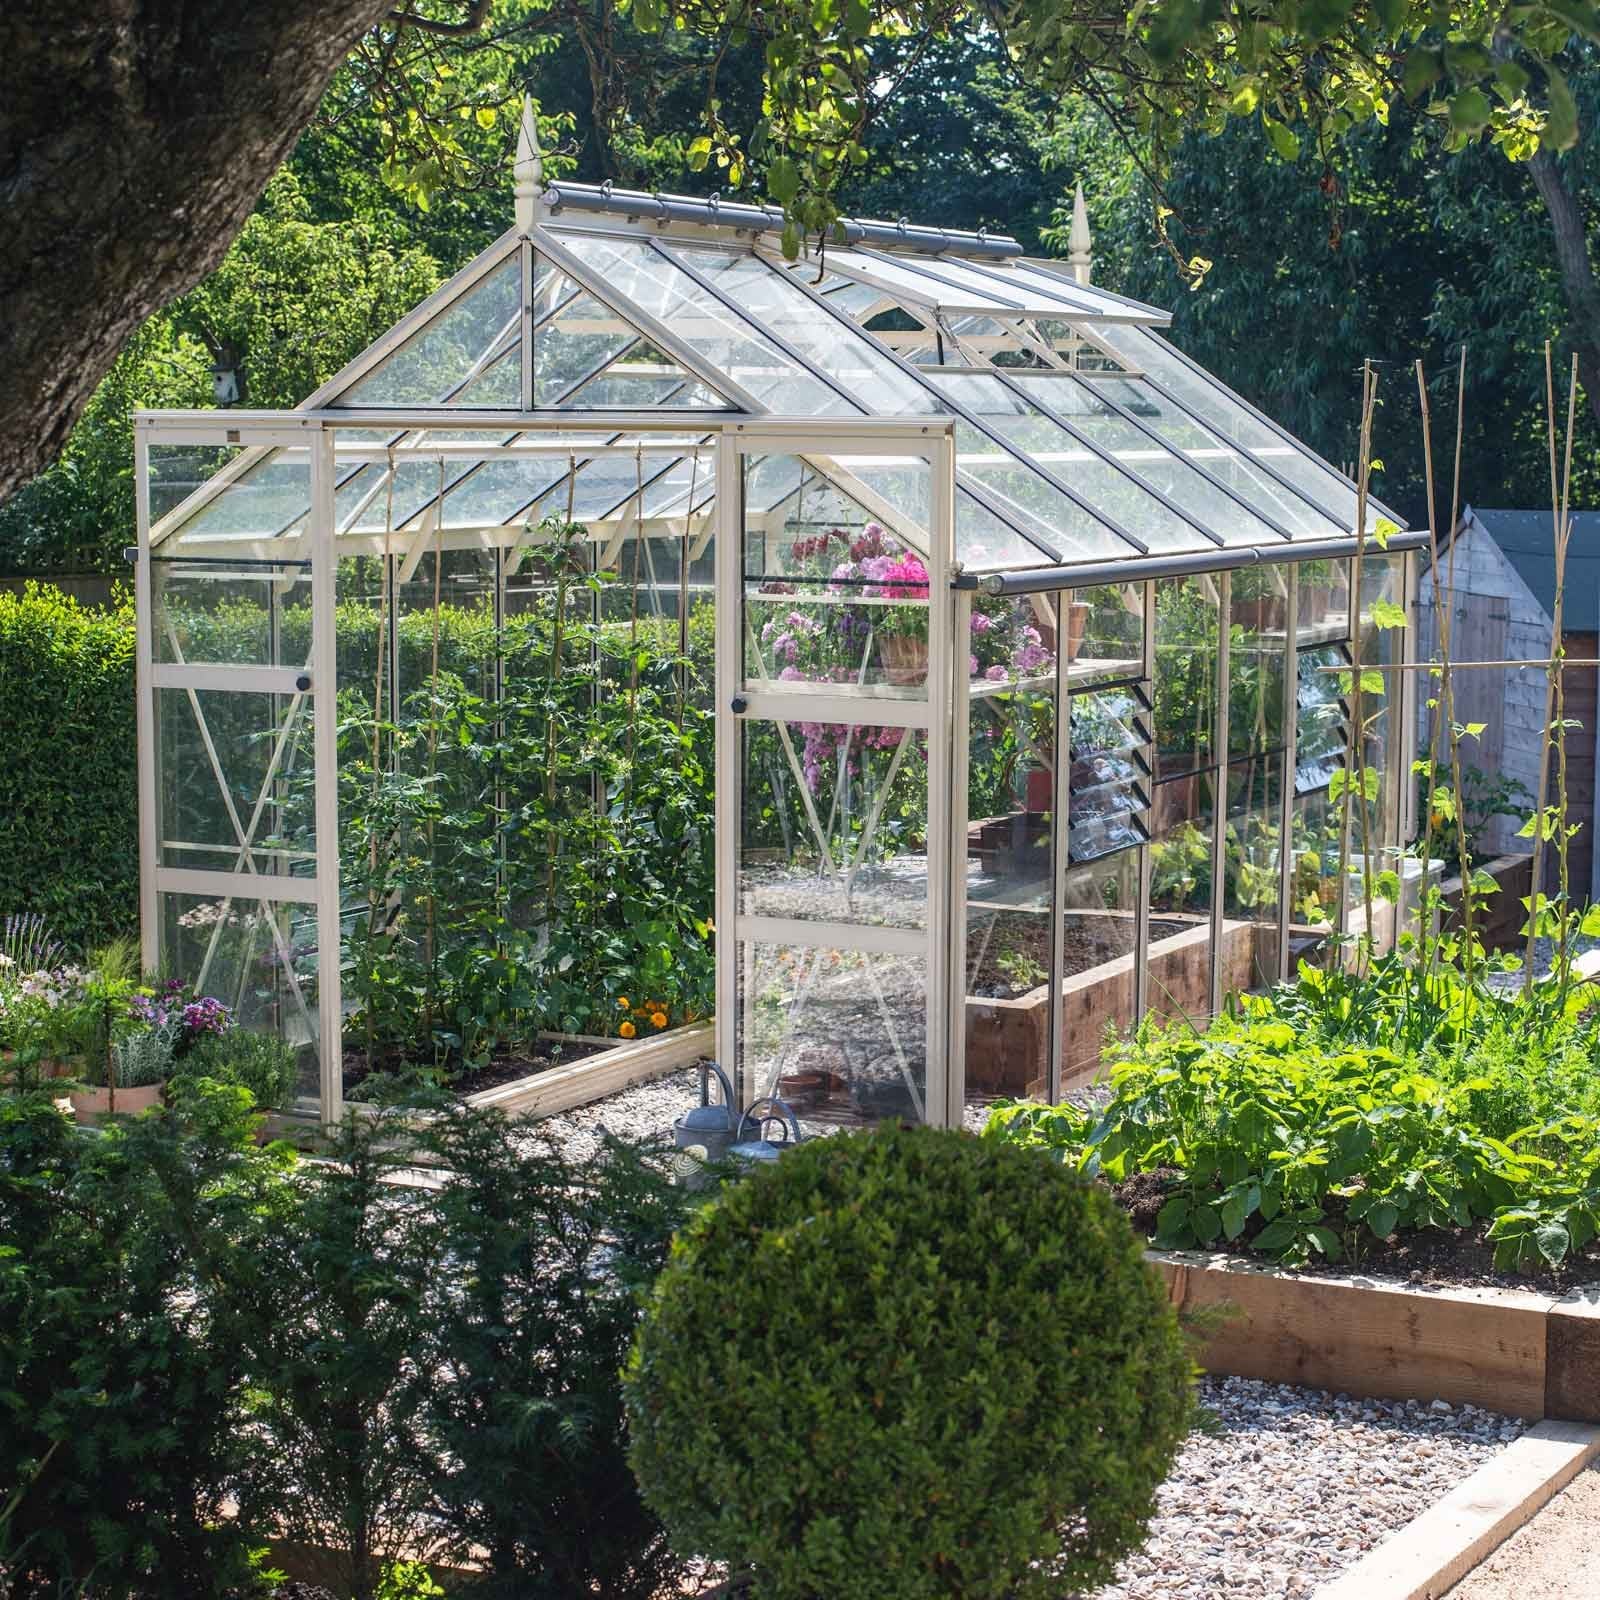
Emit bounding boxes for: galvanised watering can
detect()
[673,1061,740,1161]
[728,1097,804,1169]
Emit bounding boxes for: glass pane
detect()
[1289,790,1342,944]
[1092,376,1345,541]
[953,420,1134,563]
[1153,576,1220,781]
[1010,373,1290,548]
[739,720,929,929]
[341,256,522,407]
[930,372,1208,556]
[550,231,849,414]
[157,688,316,874]
[1091,325,1372,532]
[1228,569,1289,757]
[738,943,927,1125]
[1223,754,1285,993]
[1296,557,1353,643]
[1067,684,1151,862]
[671,246,939,415]
[535,276,729,407]
[154,561,312,667]
[1067,581,1144,689]
[1148,771,1217,1024]
[149,442,244,527]
[1296,642,1349,793]
[159,892,321,1098]
[812,247,1012,312]
[742,456,933,697]
[1061,853,1141,1084]
[963,621,1055,1113]
[167,448,313,545]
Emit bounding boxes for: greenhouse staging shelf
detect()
[1156,1249,1600,1424]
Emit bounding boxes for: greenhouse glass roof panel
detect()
[544,230,850,414]
[1004,373,1292,547]
[1083,375,1347,540]
[666,244,939,415]
[1090,323,1381,531]
[931,373,1211,556]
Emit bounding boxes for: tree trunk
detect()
[0,1,393,504]
[1529,147,1600,432]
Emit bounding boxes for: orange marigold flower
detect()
[619,1020,637,1039]
[617,996,630,1010]
[650,1011,668,1029]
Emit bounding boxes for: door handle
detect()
[730,695,748,714]
[296,675,312,692]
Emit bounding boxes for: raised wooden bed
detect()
[965,915,1257,1097]
[461,1022,713,1118]
[1153,1248,1600,1423]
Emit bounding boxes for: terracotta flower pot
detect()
[70,1081,165,1124]
[1065,601,1091,662]
[879,632,928,685]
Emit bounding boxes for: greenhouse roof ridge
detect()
[539,180,1026,259]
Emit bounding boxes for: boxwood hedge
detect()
[624,1123,1194,1600]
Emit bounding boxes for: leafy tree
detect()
[0,173,441,573]
[5,0,1597,501]
[1058,50,1600,516]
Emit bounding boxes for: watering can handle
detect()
[699,1060,736,1110]
[735,1096,803,1145]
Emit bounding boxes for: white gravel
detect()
[535,1066,705,1163]
[1090,1377,1522,1600]
[1483,932,1600,994]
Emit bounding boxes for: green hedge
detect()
[0,583,138,951]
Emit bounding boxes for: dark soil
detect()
[1109,1168,1600,1292]
[343,1037,606,1099]
[968,913,1189,999]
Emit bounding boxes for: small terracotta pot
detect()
[879,632,928,685]
[70,1081,165,1124]
[1065,601,1091,662]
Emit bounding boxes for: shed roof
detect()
[1456,507,1600,633]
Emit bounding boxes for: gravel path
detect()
[1090,1378,1522,1600]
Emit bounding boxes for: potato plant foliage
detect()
[989,947,1600,1273]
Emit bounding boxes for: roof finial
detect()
[514,94,542,234]
[1068,180,1092,287]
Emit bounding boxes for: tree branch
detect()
[387,0,493,37]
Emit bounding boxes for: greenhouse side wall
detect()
[957,550,1415,1121]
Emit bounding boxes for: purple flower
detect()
[985,664,1008,682]
[970,612,994,635]
[969,654,979,676]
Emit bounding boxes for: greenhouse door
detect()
[136,427,340,1121]
[713,426,957,1128]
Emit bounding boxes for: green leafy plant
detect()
[414,1105,693,1599]
[182,1027,299,1109]
[987,947,1600,1271]
[625,1123,1193,1600]
[0,1081,281,1597]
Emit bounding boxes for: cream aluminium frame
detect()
[715,419,958,1122]
[139,408,963,1125]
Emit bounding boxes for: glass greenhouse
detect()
[134,105,1424,1125]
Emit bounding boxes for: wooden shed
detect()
[1420,506,1600,901]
